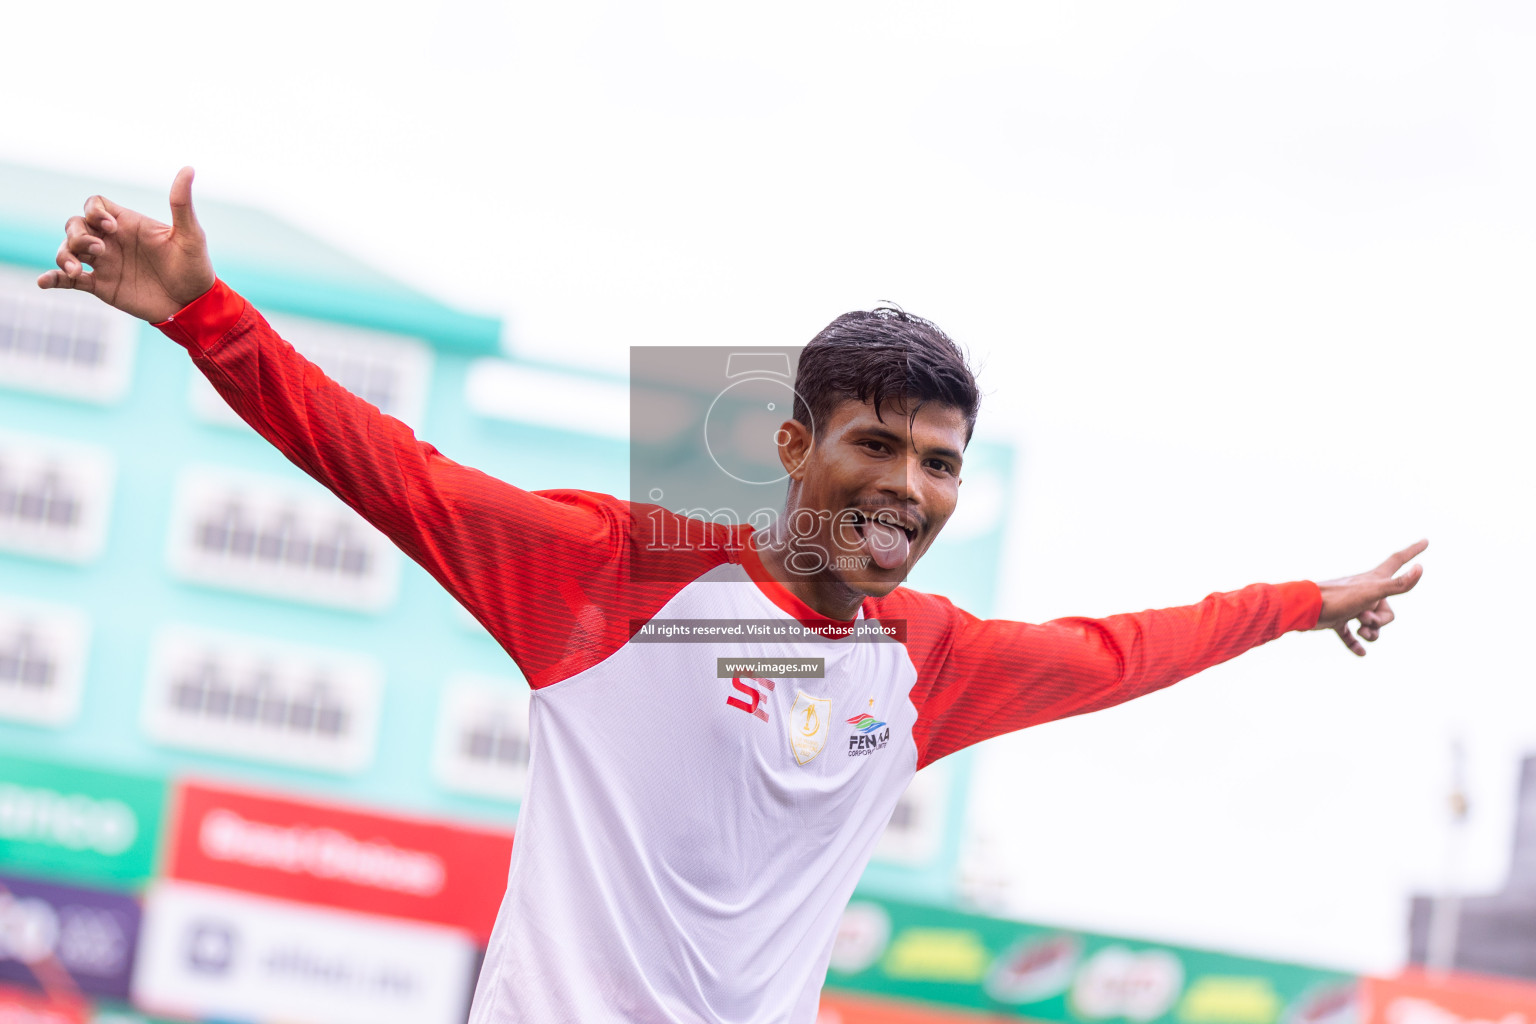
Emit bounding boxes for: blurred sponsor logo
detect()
[1178,976,1283,1024]
[167,467,400,613]
[132,882,475,1024]
[0,432,114,566]
[0,876,140,1000]
[1072,947,1185,1022]
[0,756,164,888]
[985,933,1081,1004]
[1289,983,1366,1024]
[184,921,235,975]
[198,809,444,897]
[0,788,135,858]
[0,598,89,729]
[0,265,138,407]
[882,928,990,984]
[431,675,531,803]
[829,902,892,975]
[143,626,381,776]
[168,782,513,941]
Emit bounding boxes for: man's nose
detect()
[879,451,922,503]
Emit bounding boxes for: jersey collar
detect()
[738,536,863,633]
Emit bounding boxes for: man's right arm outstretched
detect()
[40,168,730,687]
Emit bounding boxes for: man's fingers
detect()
[1336,623,1367,657]
[1359,601,1394,642]
[168,166,201,237]
[1375,538,1429,576]
[65,218,105,262]
[55,242,83,278]
[84,195,119,234]
[36,267,95,293]
[1390,563,1424,594]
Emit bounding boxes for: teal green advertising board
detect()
[828,896,1361,1024]
[0,754,167,889]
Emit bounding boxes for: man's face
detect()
[775,396,966,598]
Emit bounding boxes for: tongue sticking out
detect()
[862,519,911,571]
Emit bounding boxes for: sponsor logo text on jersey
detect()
[847,712,890,756]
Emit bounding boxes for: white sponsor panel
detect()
[166,466,399,611]
[0,596,89,727]
[133,881,475,1024]
[432,674,531,802]
[0,265,138,406]
[189,312,432,428]
[873,758,951,867]
[827,901,892,975]
[143,625,381,774]
[1071,946,1186,1022]
[0,431,114,565]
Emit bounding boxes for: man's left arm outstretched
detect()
[905,540,1427,767]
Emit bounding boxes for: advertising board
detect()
[0,757,165,890]
[132,881,477,1024]
[0,875,139,1002]
[1362,971,1536,1024]
[828,896,1361,1024]
[166,780,515,941]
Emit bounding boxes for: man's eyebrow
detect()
[856,424,906,445]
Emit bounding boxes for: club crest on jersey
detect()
[788,691,832,765]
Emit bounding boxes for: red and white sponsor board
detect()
[0,986,87,1024]
[817,990,998,1023]
[1364,971,1536,1024]
[166,780,514,941]
[132,881,477,1024]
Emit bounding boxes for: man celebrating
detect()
[40,169,1425,1024]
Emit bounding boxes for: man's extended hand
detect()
[35,166,215,323]
[1313,539,1428,656]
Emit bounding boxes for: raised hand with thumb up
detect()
[36,165,216,324]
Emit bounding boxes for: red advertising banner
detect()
[1364,971,1536,1024]
[819,990,1013,1023]
[166,780,514,942]
[0,986,87,1024]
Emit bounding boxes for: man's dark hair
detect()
[792,307,980,445]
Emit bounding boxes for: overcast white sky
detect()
[4,0,1534,976]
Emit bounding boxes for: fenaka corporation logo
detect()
[846,713,889,756]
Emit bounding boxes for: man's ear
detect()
[776,419,814,480]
